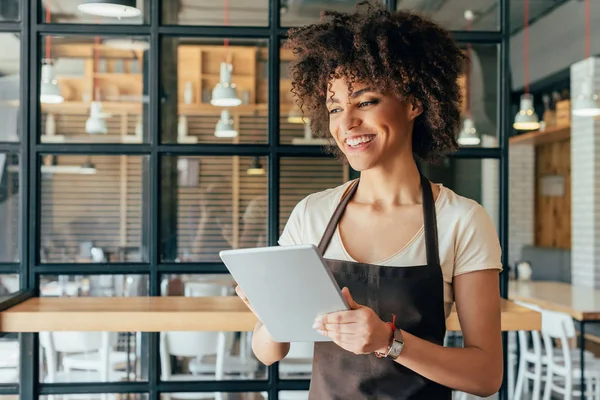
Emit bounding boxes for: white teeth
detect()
[346,135,375,147]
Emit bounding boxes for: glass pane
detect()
[397,2,498,31]
[160,394,263,400]
[40,35,149,144]
[161,38,268,144]
[0,396,19,400]
[41,0,149,24]
[281,0,381,27]
[0,154,19,261]
[39,274,148,383]
[0,330,18,384]
[457,44,499,148]
[0,0,19,21]
[161,156,268,262]
[41,395,148,400]
[279,158,347,237]
[162,0,268,26]
[0,274,19,296]
[160,274,267,381]
[0,33,20,142]
[40,155,148,264]
[421,158,499,231]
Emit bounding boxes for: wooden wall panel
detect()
[535,139,571,249]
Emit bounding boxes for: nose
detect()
[339,107,361,133]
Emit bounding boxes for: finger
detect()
[341,287,361,310]
[318,328,355,345]
[320,323,359,334]
[316,310,362,326]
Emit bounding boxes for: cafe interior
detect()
[0,0,599,399]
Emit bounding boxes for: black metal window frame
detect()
[0,0,511,398]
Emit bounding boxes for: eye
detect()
[328,108,342,114]
[358,99,379,108]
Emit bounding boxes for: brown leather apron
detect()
[309,174,451,400]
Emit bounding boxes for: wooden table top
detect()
[509,280,600,321]
[0,296,540,333]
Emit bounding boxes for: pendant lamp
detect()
[457,117,481,146]
[214,109,238,138]
[513,93,540,131]
[247,156,265,175]
[211,63,242,107]
[85,101,108,135]
[514,0,540,131]
[77,0,141,18]
[40,63,64,104]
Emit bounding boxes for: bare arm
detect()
[235,285,290,365]
[392,270,503,397]
[251,320,291,366]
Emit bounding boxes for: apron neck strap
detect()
[318,175,440,267]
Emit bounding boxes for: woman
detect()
[236,2,503,398]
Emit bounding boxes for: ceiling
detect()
[0,0,575,77]
[30,0,571,33]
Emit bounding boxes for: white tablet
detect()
[219,244,349,342]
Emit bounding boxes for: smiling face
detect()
[326,78,422,172]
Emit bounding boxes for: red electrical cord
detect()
[524,0,530,94]
[466,17,472,118]
[224,0,229,48]
[45,2,51,61]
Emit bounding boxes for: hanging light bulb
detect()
[573,78,600,117]
[85,101,109,135]
[40,63,64,104]
[513,93,540,131]
[247,156,265,175]
[214,109,238,138]
[211,62,242,107]
[77,0,141,18]
[457,117,481,145]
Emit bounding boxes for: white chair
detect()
[40,332,127,400]
[541,309,600,400]
[0,339,18,384]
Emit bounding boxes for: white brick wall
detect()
[570,56,600,288]
[508,143,535,266]
[481,134,499,231]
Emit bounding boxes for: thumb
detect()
[341,287,361,310]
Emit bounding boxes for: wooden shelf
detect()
[0,297,540,333]
[509,125,570,146]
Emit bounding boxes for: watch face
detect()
[388,340,403,359]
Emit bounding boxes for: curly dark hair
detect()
[284,1,466,163]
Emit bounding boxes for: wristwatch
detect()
[382,329,404,360]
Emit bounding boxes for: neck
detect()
[354,152,423,207]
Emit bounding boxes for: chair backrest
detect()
[540,309,573,371]
[40,332,113,353]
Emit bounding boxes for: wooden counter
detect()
[509,280,600,321]
[0,296,540,333]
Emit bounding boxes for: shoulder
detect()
[278,180,356,246]
[437,185,502,276]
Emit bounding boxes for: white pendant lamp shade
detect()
[211,62,242,107]
[215,109,238,138]
[572,81,600,117]
[40,63,64,104]
[77,0,141,18]
[457,117,481,146]
[85,101,108,135]
[513,93,540,131]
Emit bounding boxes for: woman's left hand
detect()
[313,287,392,355]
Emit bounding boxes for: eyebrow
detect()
[326,87,375,105]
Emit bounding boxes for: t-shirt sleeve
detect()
[278,196,309,246]
[453,204,503,277]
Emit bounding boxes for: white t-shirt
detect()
[278,179,503,317]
